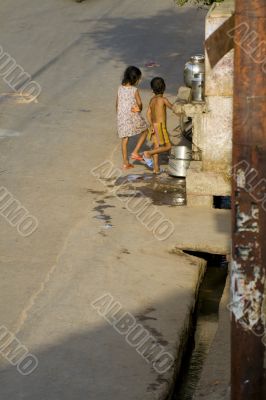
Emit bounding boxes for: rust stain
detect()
[231,1,266,397]
[205,14,235,68]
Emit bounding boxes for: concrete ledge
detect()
[186,169,231,197]
[187,194,213,208]
[202,96,233,173]
[173,102,207,116]
[189,161,203,172]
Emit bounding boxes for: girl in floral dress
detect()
[116,66,149,169]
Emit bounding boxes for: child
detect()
[116,66,149,170]
[144,77,173,174]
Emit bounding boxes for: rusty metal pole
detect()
[231,0,266,399]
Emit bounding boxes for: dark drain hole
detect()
[213,196,231,209]
[171,251,228,400]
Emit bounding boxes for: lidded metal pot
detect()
[184,54,205,88]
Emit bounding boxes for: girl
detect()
[116,66,148,170]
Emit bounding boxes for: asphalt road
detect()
[0,1,212,399]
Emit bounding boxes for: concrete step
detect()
[186,169,231,197]
[187,194,213,208]
[188,161,203,172]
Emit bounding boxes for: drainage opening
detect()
[213,196,231,209]
[171,251,228,400]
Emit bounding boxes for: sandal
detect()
[131,153,143,161]
[143,154,153,169]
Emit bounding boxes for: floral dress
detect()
[117,85,148,138]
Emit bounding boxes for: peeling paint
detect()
[237,168,247,189]
[237,245,253,261]
[231,197,264,330]
[230,260,246,322]
[236,204,259,233]
[230,260,265,330]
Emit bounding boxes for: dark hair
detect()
[122,66,142,85]
[151,77,166,95]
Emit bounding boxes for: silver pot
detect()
[192,73,205,102]
[171,146,192,160]
[184,54,205,88]
[168,159,190,177]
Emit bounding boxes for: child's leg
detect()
[122,137,129,165]
[152,136,160,173]
[153,154,159,173]
[132,129,148,156]
[145,142,171,157]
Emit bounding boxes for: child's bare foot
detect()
[123,163,134,170]
[143,151,152,159]
[153,169,160,174]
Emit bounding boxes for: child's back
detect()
[149,96,168,125]
[117,84,148,139]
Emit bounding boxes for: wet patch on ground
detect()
[79,109,91,113]
[115,173,186,206]
[147,375,169,393]
[144,326,169,346]
[93,204,115,227]
[87,188,106,195]
[98,230,107,237]
[116,173,154,185]
[135,306,157,322]
[120,248,130,254]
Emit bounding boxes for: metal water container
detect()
[184,54,205,88]
[171,146,192,160]
[168,146,192,177]
[191,73,205,102]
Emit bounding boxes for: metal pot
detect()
[192,73,205,102]
[170,146,192,160]
[184,54,205,88]
[168,159,190,177]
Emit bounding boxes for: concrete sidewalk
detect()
[0,154,231,400]
[0,163,231,399]
[0,206,207,400]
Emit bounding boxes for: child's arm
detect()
[146,103,154,133]
[164,97,173,110]
[134,89,143,112]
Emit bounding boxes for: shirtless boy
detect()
[144,77,173,174]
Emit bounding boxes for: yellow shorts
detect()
[148,123,170,146]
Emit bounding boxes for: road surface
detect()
[0,2,230,399]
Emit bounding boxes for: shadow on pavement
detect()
[84,7,207,94]
[0,290,197,400]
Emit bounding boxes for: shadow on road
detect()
[0,290,200,400]
[82,7,207,94]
